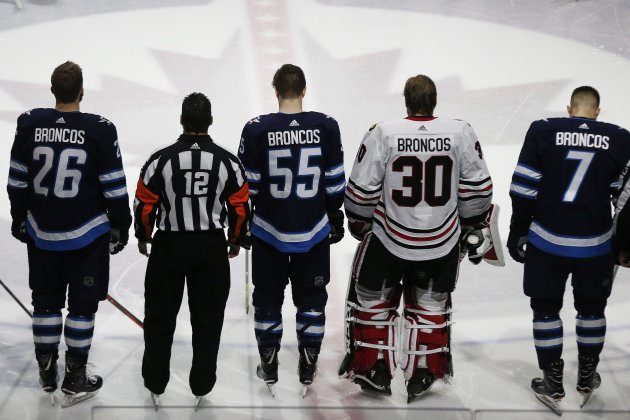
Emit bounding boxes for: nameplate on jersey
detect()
[268,129,321,146]
[555,132,609,150]
[397,136,451,153]
[34,127,86,144]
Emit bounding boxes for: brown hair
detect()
[404,75,437,115]
[570,86,600,109]
[272,64,306,99]
[51,61,83,104]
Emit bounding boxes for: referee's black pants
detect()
[142,230,230,396]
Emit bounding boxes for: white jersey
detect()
[345,116,493,260]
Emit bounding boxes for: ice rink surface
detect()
[1,0,630,418]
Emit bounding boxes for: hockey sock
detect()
[532,315,563,370]
[254,307,283,352]
[576,314,606,359]
[296,308,325,352]
[64,313,95,365]
[33,310,62,358]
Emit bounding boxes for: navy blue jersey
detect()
[510,117,630,258]
[7,108,131,251]
[237,112,345,252]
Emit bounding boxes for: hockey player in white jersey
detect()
[339,75,502,402]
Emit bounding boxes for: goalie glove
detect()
[460,204,505,267]
[109,228,129,255]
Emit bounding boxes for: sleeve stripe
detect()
[10,160,28,173]
[348,179,382,195]
[135,179,160,239]
[325,163,344,178]
[346,185,381,202]
[514,163,542,180]
[103,186,128,199]
[510,182,538,199]
[326,180,346,195]
[8,177,28,189]
[459,176,491,187]
[99,169,126,183]
[245,168,261,180]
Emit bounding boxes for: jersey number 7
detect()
[563,150,595,203]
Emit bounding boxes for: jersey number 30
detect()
[391,155,453,207]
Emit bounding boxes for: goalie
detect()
[339,75,503,403]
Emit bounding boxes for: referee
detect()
[133,93,251,404]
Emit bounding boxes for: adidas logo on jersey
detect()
[579,123,589,129]
[190,143,200,150]
[419,125,427,131]
[56,117,65,124]
[290,119,300,127]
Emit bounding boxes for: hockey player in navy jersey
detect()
[508,86,630,412]
[237,64,345,395]
[7,62,131,407]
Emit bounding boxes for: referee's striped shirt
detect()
[134,134,251,244]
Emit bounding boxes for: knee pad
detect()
[347,284,402,379]
[530,298,562,316]
[401,286,452,380]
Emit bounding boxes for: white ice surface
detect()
[1,1,629,419]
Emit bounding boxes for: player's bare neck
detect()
[55,102,80,113]
[183,131,208,136]
[278,98,303,114]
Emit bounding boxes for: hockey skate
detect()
[60,354,103,408]
[36,353,58,406]
[531,359,565,415]
[256,347,278,398]
[150,392,160,411]
[406,369,437,404]
[576,355,601,408]
[298,347,318,397]
[353,359,392,396]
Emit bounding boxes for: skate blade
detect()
[535,393,563,416]
[47,392,56,407]
[302,385,309,398]
[194,396,203,411]
[578,391,594,408]
[265,383,276,398]
[338,353,351,377]
[61,390,98,408]
[151,393,160,411]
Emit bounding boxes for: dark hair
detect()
[51,61,83,104]
[181,92,212,133]
[571,86,600,109]
[272,64,306,99]
[404,75,437,115]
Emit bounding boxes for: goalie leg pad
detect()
[348,283,401,379]
[401,287,452,380]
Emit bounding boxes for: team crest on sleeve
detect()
[248,117,260,125]
[368,123,378,132]
[98,117,112,125]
